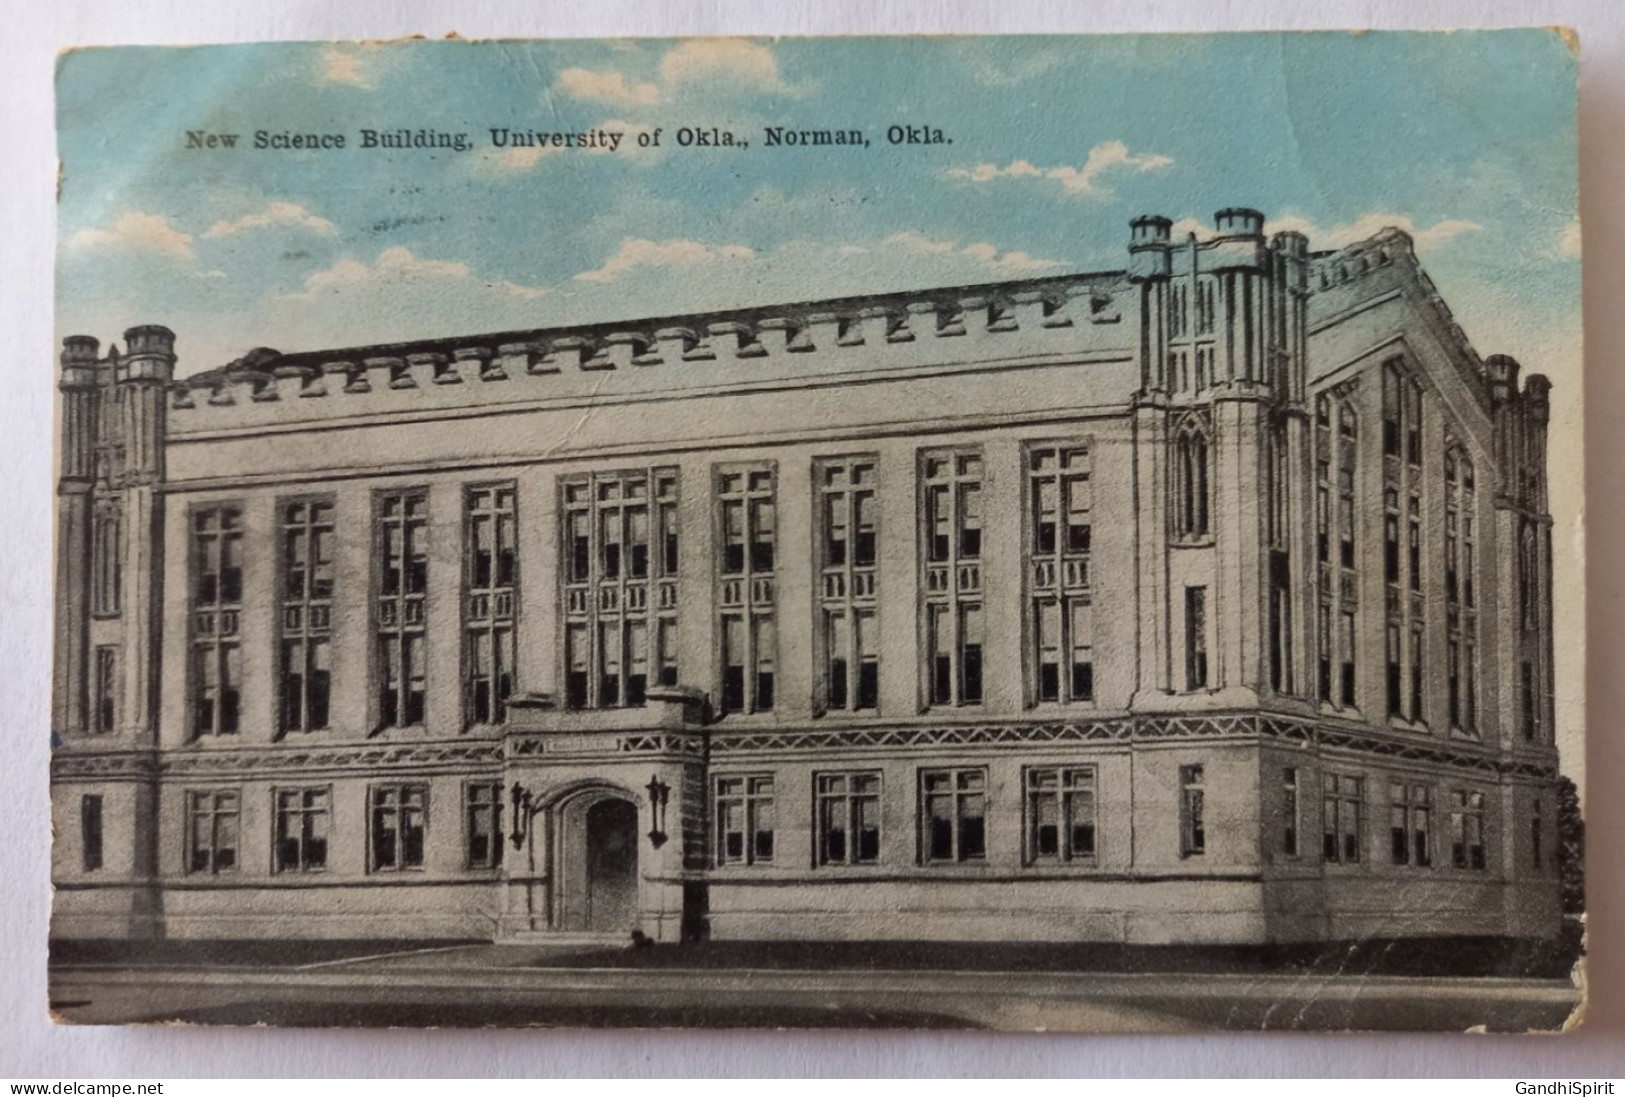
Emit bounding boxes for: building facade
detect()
[50,208,1562,945]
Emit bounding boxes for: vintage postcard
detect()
[48,32,1584,1032]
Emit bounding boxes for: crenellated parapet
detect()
[1129,208,1309,405]
[1306,229,1493,408]
[1484,354,1553,518]
[161,275,1135,429]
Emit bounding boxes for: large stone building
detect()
[50,208,1561,946]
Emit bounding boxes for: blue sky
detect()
[55,32,1579,376]
[53,31,1585,752]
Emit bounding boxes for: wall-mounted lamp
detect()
[646,775,671,848]
[510,781,542,851]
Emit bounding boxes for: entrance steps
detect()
[497,930,635,949]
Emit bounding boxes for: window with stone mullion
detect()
[281,499,334,733]
[191,506,243,737]
[464,485,517,725]
[1028,444,1094,706]
[375,491,427,729]
[717,466,776,715]
[561,469,678,711]
[818,457,879,714]
[921,450,983,708]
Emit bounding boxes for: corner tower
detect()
[1129,209,1311,709]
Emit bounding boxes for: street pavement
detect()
[47,944,1583,1032]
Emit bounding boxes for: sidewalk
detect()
[50,934,1584,980]
[48,948,1583,1032]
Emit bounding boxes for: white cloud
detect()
[554,39,798,110]
[294,246,545,299]
[67,211,194,262]
[556,67,661,106]
[658,39,791,94]
[1275,212,1481,251]
[1166,212,1482,253]
[203,202,336,239]
[575,237,756,284]
[318,45,373,88]
[945,141,1174,198]
[1555,218,1581,259]
[882,231,1063,274]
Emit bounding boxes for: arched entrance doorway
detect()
[583,798,639,933]
[553,789,640,935]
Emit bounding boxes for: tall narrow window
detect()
[1389,782,1432,867]
[281,500,334,733]
[1519,521,1539,632]
[465,486,517,725]
[1450,790,1487,870]
[562,469,680,710]
[1384,511,1401,585]
[921,767,987,863]
[1323,774,1364,864]
[80,794,103,872]
[1446,450,1479,736]
[1028,444,1094,705]
[1386,623,1403,718]
[186,790,240,874]
[191,506,243,737]
[376,491,427,728]
[91,500,122,616]
[1404,375,1424,467]
[1463,461,1478,609]
[370,784,427,871]
[1281,767,1302,858]
[922,450,984,707]
[816,772,881,866]
[1266,420,1292,695]
[93,646,116,734]
[817,458,879,713]
[1179,764,1206,857]
[465,781,503,869]
[274,787,330,873]
[1026,766,1097,862]
[1173,420,1211,539]
[1317,605,1333,703]
[1315,467,1330,564]
[1383,362,1427,732]
[1408,500,1422,593]
[1316,392,1359,709]
[1340,610,1357,708]
[717,466,775,715]
[1382,362,1403,457]
[1447,639,1461,728]
[1338,402,1357,569]
[715,775,775,865]
[1409,623,1425,724]
[1521,661,1538,742]
[1184,586,1208,691]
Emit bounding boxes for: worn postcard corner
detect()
[48,30,1583,1034]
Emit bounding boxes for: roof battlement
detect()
[65,212,1540,435]
[1307,227,1491,386]
[152,271,1138,431]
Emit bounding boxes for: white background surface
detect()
[2,0,1622,1077]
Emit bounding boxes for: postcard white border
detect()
[3,0,1623,1077]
